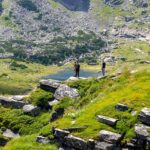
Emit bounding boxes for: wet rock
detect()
[23,104,40,116]
[36,136,50,144]
[139,108,150,125]
[54,84,79,100]
[115,103,129,111]
[50,108,64,122]
[96,115,118,126]
[40,79,61,92]
[3,129,20,139]
[99,130,122,144]
[94,142,114,150]
[0,97,26,108]
[64,135,87,150]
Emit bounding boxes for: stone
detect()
[48,99,60,107]
[96,115,118,126]
[134,124,150,140]
[50,108,64,122]
[23,104,40,116]
[0,97,26,109]
[36,136,50,144]
[40,79,61,92]
[115,103,129,111]
[139,108,150,125]
[3,129,20,139]
[94,142,114,150]
[99,130,122,144]
[11,95,26,101]
[54,84,79,100]
[54,128,70,139]
[64,135,87,150]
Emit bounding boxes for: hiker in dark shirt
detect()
[74,61,80,78]
[102,61,106,76]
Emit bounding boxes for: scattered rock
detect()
[139,108,150,125]
[115,103,129,111]
[96,115,118,126]
[11,95,26,101]
[40,79,61,92]
[54,84,79,100]
[3,129,20,139]
[50,108,64,122]
[134,124,150,140]
[54,128,70,140]
[64,135,87,150]
[95,142,114,150]
[48,99,60,107]
[36,136,50,144]
[0,97,26,109]
[23,104,40,116]
[99,130,122,144]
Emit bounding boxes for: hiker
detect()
[101,60,106,76]
[74,61,80,78]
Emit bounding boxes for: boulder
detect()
[11,95,26,101]
[139,108,150,125]
[50,108,64,122]
[134,124,150,140]
[54,84,79,100]
[99,130,122,144]
[64,135,87,150]
[36,136,50,144]
[54,128,70,139]
[115,103,129,111]
[94,142,114,150]
[40,79,61,92]
[0,97,26,108]
[23,104,40,116]
[3,129,20,139]
[96,115,118,126]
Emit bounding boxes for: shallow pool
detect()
[43,69,101,81]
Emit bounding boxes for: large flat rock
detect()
[54,84,79,100]
[99,130,122,144]
[39,79,61,92]
[0,97,26,109]
[134,124,150,140]
[139,108,150,125]
[96,115,118,126]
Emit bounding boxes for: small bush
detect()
[10,61,27,70]
[27,89,54,110]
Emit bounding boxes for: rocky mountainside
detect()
[0,0,149,64]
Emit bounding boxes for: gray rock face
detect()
[54,84,79,100]
[139,108,150,125]
[36,136,50,144]
[64,135,87,150]
[3,129,20,139]
[40,79,61,92]
[23,104,40,116]
[54,128,70,139]
[95,142,114,150]
[115,103,129,111]
[134,124,150,140]
[99,130,122,144]
[96,115,118,126]
[0,97,26,108]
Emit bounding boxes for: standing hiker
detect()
[74,61,80,78]
[101,60,106,76]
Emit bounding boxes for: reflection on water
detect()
[43,69,100,81]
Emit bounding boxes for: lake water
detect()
[43,69,100,81]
